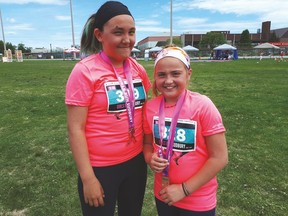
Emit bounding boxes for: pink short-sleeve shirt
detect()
[66,54,151,167]
[143,90,225,211]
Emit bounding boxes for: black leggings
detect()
[78,153,147,216]
[156,198,216,216]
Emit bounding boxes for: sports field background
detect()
[0,59,287,216]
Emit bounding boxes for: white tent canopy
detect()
[64,47,80,53]
[182,45,199,51]
[213,44,237,50]
[254,42,280,49]
[132,47,140,52]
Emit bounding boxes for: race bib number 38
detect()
[153,116,197,152]
[104,79,146,112]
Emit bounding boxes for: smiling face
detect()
[154,57,192,104]
[94,14,135,67]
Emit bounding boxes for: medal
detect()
[129,127,135,136]
[162,175,170,188]
[158,91,187,187]
[100,52,136,145]
[128,127,135,144]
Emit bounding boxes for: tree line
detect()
[169,29,280,50]
[0,41,31,54]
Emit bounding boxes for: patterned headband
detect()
[154,46,190,69]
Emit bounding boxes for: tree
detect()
[5,42,16,53]
[0,40,4,53]
[160,37,182,48]
[0,41,16,54]
[170,38,182,47]
[17,43,31,53]
[238,29,252,48]
[200,32,226,49]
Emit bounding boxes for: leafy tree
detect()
[238,29,252,48]
[170,37,182,47]
[0,41,16,54]
[200,32,226,49]
[162,37,182,47]
[17,43,31,53]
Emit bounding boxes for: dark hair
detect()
[80,1,133,55]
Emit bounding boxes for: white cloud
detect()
[136,26,169,33]
[6,23,34,31]
[136,20,161,26]
[162,0,288,34]
[6,18,16,23]
[174,0,288,16]
[0,0,68,5]
[261,10,288,27]
[135,18,167,33]
[176,17,208,26]
[55,15,70,21]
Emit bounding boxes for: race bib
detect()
[153,116,197,152]
[104,79,146,112]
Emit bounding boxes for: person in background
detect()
[143,45,228,216]
[65,1,151,216]
[280,51,285,61]
[260,52,264,61]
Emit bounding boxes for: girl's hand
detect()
[149,152,169,173]
[83,177,105,207]
[159,184,186,206]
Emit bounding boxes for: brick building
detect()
[137,21,288,51]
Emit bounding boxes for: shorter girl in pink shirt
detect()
[143,46,228,216]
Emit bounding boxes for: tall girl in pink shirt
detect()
[143,46,228,216]
[65,1,151,216]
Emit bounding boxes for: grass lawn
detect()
[0,59,287,216]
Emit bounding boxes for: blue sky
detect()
[0,0,287,49]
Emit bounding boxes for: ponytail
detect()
[80,14,102,55]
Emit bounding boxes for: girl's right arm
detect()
[67,105,105,207]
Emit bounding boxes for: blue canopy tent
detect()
[213,44,238,60]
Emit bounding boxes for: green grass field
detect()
[0,59,287,216]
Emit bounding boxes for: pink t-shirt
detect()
[66,53,151,167]
[143,90,225,211]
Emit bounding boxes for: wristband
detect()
[181,182,190,196]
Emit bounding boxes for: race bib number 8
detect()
[153,117,197,152]
[105,79,146,112]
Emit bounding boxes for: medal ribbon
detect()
[100,52,135,142]
[158,90,187,176]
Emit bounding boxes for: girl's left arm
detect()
[160,132,228,205]
[184,132,228,194]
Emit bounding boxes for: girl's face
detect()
[154,57,191,104]
[94,15,135,67]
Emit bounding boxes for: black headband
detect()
[94,1,133,29]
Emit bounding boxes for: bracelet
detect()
[181,182,190,196]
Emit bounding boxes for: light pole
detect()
[170,0,173,45]
[70,0,76,59]
[0,9,7,54]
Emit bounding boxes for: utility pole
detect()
[170,0,173,45]
[0,9,7,54]
[70,0,76,59]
